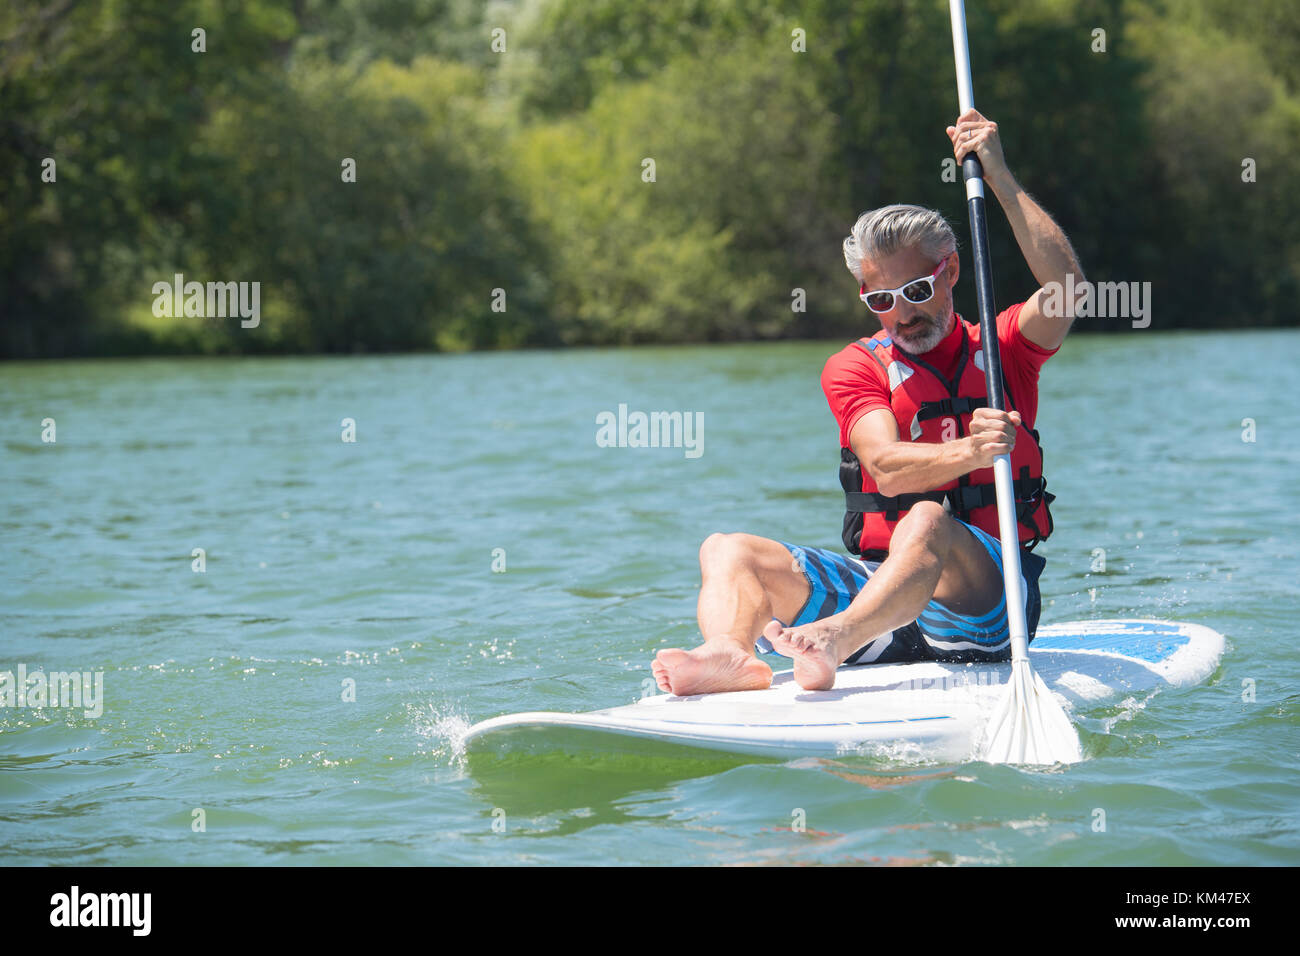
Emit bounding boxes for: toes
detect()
[651,660,667,689]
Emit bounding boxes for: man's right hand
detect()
[966,407,1020,468]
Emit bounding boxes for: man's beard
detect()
[892,308,953,355]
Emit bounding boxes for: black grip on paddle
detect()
[964,189,1007,413]
[961,154,984,181]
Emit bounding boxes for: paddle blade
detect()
[977,659,1083,765]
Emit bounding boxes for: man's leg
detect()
[652,532,811,696]
[767,502,1003,690]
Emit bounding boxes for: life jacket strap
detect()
[844,490,948,523]
[915,396,988,422]
[845,475,1050,523]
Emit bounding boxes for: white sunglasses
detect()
[858,256,950,314]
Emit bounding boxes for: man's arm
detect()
[948,110,1084,352]
[851,406,1020,497]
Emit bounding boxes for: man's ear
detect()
[945,253,960,290]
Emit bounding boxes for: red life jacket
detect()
[839,317,1055,558]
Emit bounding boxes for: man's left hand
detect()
[946,109,1008,181]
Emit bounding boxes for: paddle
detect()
[947,0,1082,764]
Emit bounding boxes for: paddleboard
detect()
[462,619,1225,763]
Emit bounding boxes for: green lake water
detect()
[1,330,1297,865]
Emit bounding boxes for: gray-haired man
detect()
[652,110,1084,695]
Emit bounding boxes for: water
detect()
[1,330,1297,865]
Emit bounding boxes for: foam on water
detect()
[407,700,473,763]
[1100,693,1153,734]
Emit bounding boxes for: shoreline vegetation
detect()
[3,0,1298,360]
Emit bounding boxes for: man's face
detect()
[859,247,958,355]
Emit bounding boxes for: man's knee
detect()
[699,532,791,580]
[892,501,952,543]
[699,532,753,572]
[887,502,959,572]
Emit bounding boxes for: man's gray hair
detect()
[842,205,957,285]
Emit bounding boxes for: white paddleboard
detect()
[463,619,1225,763]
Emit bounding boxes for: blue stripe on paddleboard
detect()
[630,716,956,727]
[1032,621,1190,663]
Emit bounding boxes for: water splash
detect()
[407,700,473,764]
[1100,692,1154,734]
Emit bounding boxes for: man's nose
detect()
[891,299,922,323]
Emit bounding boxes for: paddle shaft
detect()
[948,0,1031,661]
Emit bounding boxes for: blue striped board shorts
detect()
[756,520,1047,665]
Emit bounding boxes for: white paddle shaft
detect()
[949,0,976,113]
[993,455,1030,660]
[949,0,985,200]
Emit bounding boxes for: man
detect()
[652,109,1083,695]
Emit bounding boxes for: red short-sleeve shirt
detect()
[821,302,1057,446]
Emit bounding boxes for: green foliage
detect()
[290,0,511,70]
[1125,0,1300,325]
[515,34,844,343]
[502,0,801,117]
[2,0,1298,358]
[0,0,293,356]
[195,56,552,352]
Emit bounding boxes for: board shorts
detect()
[756,520,1046,665]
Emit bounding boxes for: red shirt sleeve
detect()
[821,342,891,447]
[996,301,1058,430]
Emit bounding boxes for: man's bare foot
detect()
[652,643,772,696]
[763,617,856,691]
